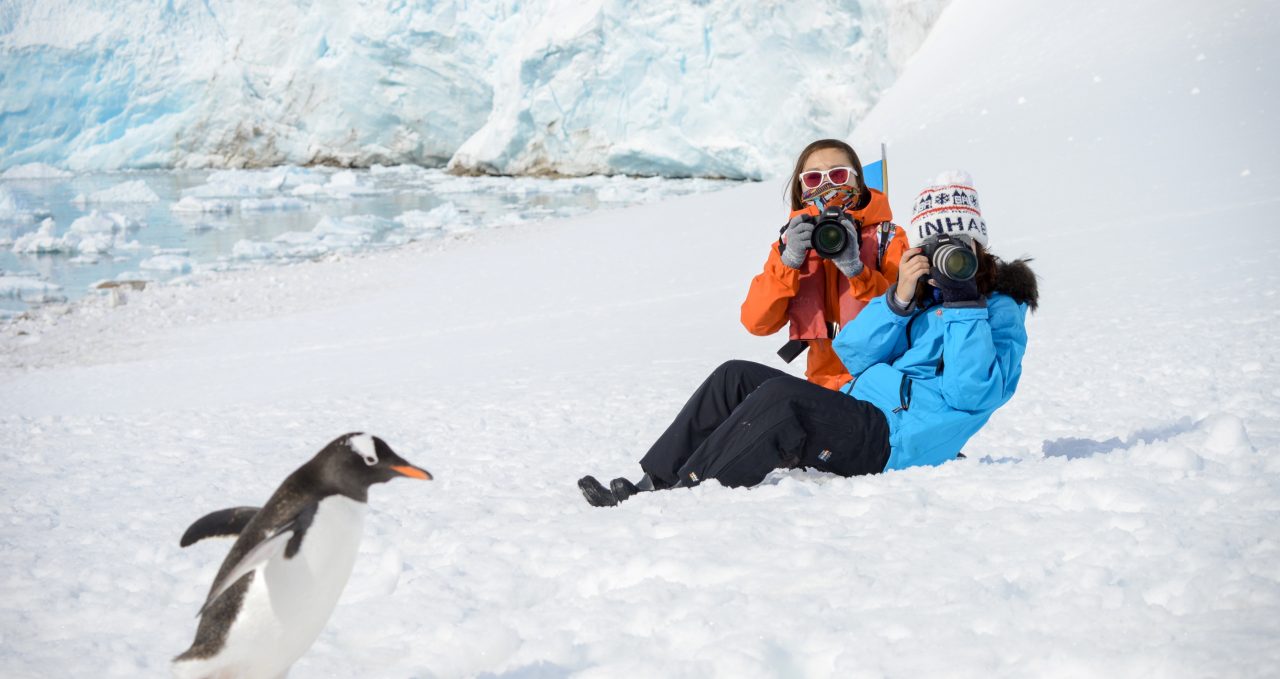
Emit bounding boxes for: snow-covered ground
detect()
[1,0,1279,677]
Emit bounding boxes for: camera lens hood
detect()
[930,243,978,281]
[811,208,849,259]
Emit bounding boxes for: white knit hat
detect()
[908,170,988,248]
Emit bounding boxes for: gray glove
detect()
[779,215,815,269]
[829,217,864,277]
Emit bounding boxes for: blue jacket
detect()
[833,290,1029,470]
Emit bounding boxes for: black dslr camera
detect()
[921,234,978,281]
[811,206,854,259]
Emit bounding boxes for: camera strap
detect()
[777,339,808,363]
[876,221,896,268]
[776,322,837,363]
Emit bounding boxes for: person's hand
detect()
[830,217,864,277]
[896,248,929,306]
[933,271,981,306]
[779,215,815,269]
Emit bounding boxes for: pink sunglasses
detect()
[800,166,857,189]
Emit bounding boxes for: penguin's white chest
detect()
[222,496,367,678]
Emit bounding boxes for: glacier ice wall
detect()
[0,0,948,178]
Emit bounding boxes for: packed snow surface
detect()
[0,0,948,177]
[1,0,1279,677]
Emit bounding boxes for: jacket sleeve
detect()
[938,296,1028,411]
[846,225,909,301]
[832,294,912,378]
[740,244,801,336]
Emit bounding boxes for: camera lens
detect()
[931,243,978,281]
[812,221,847,258]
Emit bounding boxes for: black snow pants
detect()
[639,360,891,489]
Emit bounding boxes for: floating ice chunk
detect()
[596,184,646,202]
[72,180,160,204]
[431,174,512,195]
[11,218,80,254]
[281,167,326,188]
[204,169,283,191]
[12,235,77,255]
[139,254,194,273]
[240,196,306,211]
[0,185,48,222]
[290,183,325,198]
[237,214,403,260]
[171,196,234,213]
[341,215,397,233]
[231,239,284,261]
[382,232,416,246]
[272,231,322,246]
[67,211,138,239]
[369,164,420,176]
[491,211,528,228]
[322,171,385,198]
[67,212,116,235]
[0,273,63,300]
[309,215,395,247]
[329,171,359,187]
[68,211,128,235]
[108,269,156,284]
[75,234,115,255]
[185,168,322,199]
[396,203,462,233]
[1,163,72,180]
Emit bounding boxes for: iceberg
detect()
[0,1,948,178]
[1,163,73,179]
[72,179,161,204]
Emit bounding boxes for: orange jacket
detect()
[740,189,908,390]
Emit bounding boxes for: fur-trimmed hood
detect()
[995,258,1038,311]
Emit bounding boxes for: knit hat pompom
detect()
[908,170,988,248]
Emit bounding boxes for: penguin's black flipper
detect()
[180,507,261,547]
[198,501,319,616]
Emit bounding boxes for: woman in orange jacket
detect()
[741,139,908,390]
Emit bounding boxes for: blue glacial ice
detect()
[0,0,948,178]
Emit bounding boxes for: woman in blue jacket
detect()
[579,171,1038,507]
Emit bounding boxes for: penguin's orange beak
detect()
[391,465,432,480]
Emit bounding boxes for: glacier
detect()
[0,0,948,178]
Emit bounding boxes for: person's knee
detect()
[710,359,757,385]
[714,359,756,376]
[753,375,799,400]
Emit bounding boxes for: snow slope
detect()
[0,0,947,177]
[1,0,1279,677]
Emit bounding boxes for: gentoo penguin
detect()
[172,432,431,679]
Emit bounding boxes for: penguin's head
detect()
[315,432,432,501]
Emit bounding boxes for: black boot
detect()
[609,474,657,503]
[578,475,618,507]
[609,477,640,503]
